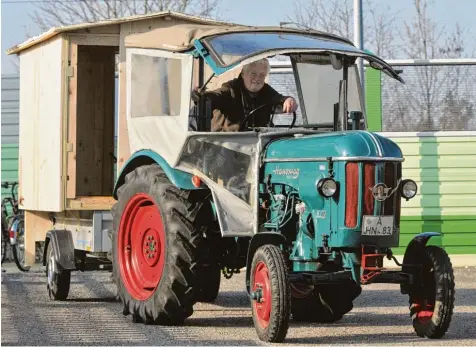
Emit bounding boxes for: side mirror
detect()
[330,54,343,70]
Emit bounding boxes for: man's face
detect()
[242,63,268,92]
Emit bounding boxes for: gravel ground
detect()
[1,263,475,346]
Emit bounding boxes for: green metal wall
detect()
[1,144,19,214]
[385,134,476,255]
[365,69,476,255]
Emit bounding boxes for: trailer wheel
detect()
[112,164,203,325]
[250,244,290,343]
[409,245,455,338]
[45,243,71,300]
[291,280,361,323]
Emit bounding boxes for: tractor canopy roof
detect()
[124,23,403,82]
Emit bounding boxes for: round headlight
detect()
[401,179,417,200]
[317,178,337,198]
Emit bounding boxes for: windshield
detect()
[295,60,364,126]
[203,32,360,67]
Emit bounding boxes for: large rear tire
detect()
[409,245,455,338]
[112,164,203,325]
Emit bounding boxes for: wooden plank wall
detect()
[18,36,64,212]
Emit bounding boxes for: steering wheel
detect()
[239,101,297,131]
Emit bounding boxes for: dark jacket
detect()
[203,75,288,132]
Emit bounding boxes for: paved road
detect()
[2,263,475,346]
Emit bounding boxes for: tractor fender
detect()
[43,229,76,270]
[400,232,442,294]
[245,232,288,294]
[113,150,202,199]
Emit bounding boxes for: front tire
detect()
[250,244,290,343]
[112,164,203,325]
[409,245,455,338]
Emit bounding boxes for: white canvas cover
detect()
[126,48,193,167]
[126,48,262,235]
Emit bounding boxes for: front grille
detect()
[344,161,402,228]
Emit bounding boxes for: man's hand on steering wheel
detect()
[282,97,298,114]
[239,100,297,131]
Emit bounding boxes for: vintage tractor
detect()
[108,22,455,342]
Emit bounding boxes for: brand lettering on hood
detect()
[272,166,300,178]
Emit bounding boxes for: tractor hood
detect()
[264,131,402,161]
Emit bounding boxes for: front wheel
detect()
[409,245,455,338]
[1,215,8,264]
[250,244,290,343]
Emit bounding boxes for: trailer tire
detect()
[112,164,203,325]
[46,243,71,300]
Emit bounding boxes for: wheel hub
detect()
[252,261,271,329]
[143,230,161,266]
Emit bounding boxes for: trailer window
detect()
[130,53,182,118]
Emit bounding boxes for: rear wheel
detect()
[409,245,455,338]
[250,244,290,343]
[112,164,203,325]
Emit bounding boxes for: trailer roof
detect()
[6,11,235,55]
[124,24,353,52]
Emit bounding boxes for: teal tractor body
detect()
[261,131,404,277]
[108,21,455,344]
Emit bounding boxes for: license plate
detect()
[362,216,394,236]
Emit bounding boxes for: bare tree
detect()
[32,0,222,31]
[289,0,399,58]
[392,0,473,131]
[289,0,474,132]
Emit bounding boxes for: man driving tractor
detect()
[200,58,299,131]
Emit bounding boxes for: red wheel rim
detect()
[412,299,434,324]
[412,266,436,325]
[252,261,272,329]
[118,193,166,301]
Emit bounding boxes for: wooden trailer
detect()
[6,11,236,266]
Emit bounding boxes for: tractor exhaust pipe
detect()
[337,79,348,131]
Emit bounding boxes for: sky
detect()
[1,0,475,74]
